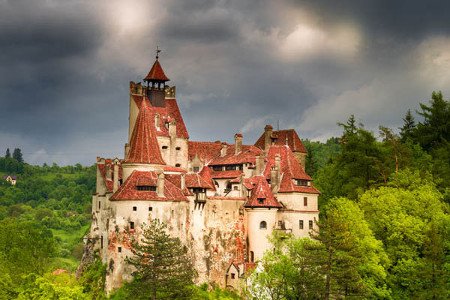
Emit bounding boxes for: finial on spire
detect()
[156,46,161,60]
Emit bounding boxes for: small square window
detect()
[299,220,304,229]
[309,220,313,229]
[193,166,200,172]
[231,273,235,279]
[149,207,153,211]
[118,247,122,253]
[257,198,264,204]
[175,146,181,150]
[233,186,239,191]
[175,163,181,167]
[133,206,137,211]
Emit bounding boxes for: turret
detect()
[144,48,170,107]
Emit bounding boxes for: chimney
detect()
[255,155,265,175]
[168,120,176,138]
[271,154,281,191]
[157,172,165,197]
[181,173,186,190]
[220,142,228,157]
[155,114,160,130]
[264,124,273,150]
[113,158,120,193]
[234,133,243,155]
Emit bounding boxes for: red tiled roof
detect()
[188,141,223,162]
[199,165,216,191]
[126,98,166,164]
[210,145,262,166]
[144,59,170,82]
[244,176,282,208]
[97,159,123,192]
[163,166,187,173]
[185,173,215,189]
[263,145,311,180]
[210,169,243,179]
[278,175,320,194]
[255,129,307,153]
[132,96,189,139]
[111,171,188,201]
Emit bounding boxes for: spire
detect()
[144,47,170,83]
[126,98,166,165]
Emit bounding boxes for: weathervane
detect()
[156,46,161,60]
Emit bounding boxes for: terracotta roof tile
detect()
[210,169,243,179]
[185,173,214,189]
[144,59,169,82]
[263,145,311,180]
[133,96,189,139]
[111,171,188,201]
[210,145,262,166]
[255,129,307,153]
[244,176,282,208]
[97,159,123,192]
[188,141,223,163]
[126,98,166,164]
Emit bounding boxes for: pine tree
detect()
[399,109,416,142]
[126,219,195,300]
[5,148,10,158]
[12,148,23,163]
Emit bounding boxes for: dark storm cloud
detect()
[298,0,450,38]
[1,0,449,165]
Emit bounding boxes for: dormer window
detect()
[136,185,156,191]
[294,179,308,186]
[257,198,265,204]
[193,188,205,194]
[193,166,200,172]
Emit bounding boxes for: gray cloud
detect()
[1,0,449,165]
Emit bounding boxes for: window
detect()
[233,186,239,191]
[175,146,181,150]
[303,197,308,206]
[309,220,313,229]
[98,201,101,209]
[231,273,235,279]
[295,179,308,186]
[193,188,204,193]
[130,222,135,230]
[175,163,181,167]
[212,165,222,171]
[260,221,267,229]
[193,166,199,172]
[100,236,103,249]
[225,165,236,171]
[299,220,304,229]
[149,206,153,211]
[137,185,156,191]
[250,251,254,262]
[162,145,168,150]
[118,247,122,253]
[133,206,137,211]
[257,198,264,204]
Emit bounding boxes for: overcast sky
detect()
[1,0,450,166]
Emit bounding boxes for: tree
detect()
[125,219,196,299]
[399,109,416,142]
[309,198,389,299]
[13,148,24,163]
[416,91,450,151]
[5,148,10,158]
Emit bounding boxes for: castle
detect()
[88,55,320,292]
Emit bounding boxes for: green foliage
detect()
[359,172,450,299]
[124,219,196,299]
[191,284,242,300]
[17,272,88,300]
[79,258,107,299]
[303,137,340,178]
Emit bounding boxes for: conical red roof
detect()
[126,98,166,165]
[144,59,170,82]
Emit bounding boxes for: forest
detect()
[0,91,448,299]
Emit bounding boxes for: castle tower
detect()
[144,49,170,107]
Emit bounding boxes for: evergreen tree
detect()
[12,148,23,163]
[5,148,10,158]
[416,91,450,151]
[399,109,416,142]
[126,219,195,300]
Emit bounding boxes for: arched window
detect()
[260,221,267,229]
